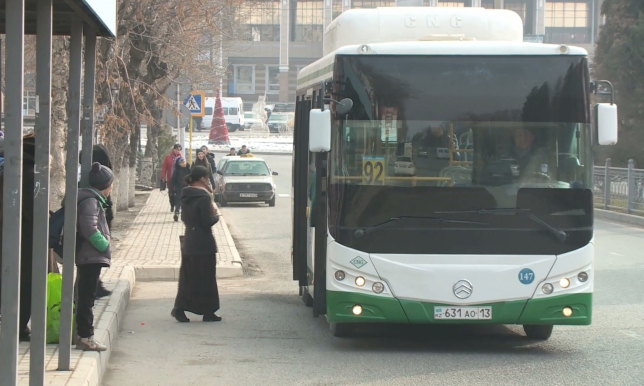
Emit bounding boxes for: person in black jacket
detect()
[200,145,217,173]
[171,166,221,323]
[171,158,190,222]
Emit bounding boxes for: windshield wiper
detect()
[354,216,488,238]
[435,208,568,242]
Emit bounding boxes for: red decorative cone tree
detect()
[209,88,230,144]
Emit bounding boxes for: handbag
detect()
[160,179,167,191]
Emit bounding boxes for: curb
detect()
[595,208,644,228]
[74,266,136,386]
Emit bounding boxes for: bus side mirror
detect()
[597,103,618,145]
[309,109,331,152]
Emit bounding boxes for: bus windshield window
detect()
[327,55,593,255]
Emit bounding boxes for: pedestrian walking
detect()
[172,165,222,323]
[75,162,114,351]
[200,145,217,173]
[237,145,251,155]
[171,157,190,222]
[161,144,183,212]
[193,149,216,190]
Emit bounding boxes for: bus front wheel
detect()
[330,323,352,338]
[523,325,553,340]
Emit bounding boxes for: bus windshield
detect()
[327,55,593,255]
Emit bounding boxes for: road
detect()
[104,154,644,386]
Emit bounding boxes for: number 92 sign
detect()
[362,157,385,185]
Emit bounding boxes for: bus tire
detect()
[301,287,313,307]
[330,323,352,338]
[227,123,237,132]
[523,325,553,340]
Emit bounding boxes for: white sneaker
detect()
[75,336,107,351]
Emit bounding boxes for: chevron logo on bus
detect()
[350,256,368,269]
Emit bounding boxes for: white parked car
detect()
[436,148,450,159]
[394,156,415,176]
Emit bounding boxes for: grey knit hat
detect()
[89,162,114,190]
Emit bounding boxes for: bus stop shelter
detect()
[0,1,116,385]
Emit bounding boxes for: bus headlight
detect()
[355,276,366,287]
[562,307,573,317]
[352,305,363,315]
[334,270,345,281]
[559,278,570,288]
[372,282,385,294]
[577,272,588,282]
[542,283,554,294]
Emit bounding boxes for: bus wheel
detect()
[301,287,313,307]
[330,323,352,338]
[523,325,553,340]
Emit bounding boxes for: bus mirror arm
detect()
[323,97,354,116]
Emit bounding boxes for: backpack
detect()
[49,197,96,258]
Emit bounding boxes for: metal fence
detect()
[593,158,644,215]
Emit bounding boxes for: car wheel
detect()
[523,325,553,340]
[219,196,228,207]
[267,196,276,207]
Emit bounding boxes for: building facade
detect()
[222,0,604,107]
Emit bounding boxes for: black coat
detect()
[171,164,190,197]
[180,186,219,255]
[206,153,217,172]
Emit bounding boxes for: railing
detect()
[593,158,644,215]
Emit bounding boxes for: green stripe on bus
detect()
[297,63,334,86]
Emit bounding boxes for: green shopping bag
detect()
[46,273,63,343]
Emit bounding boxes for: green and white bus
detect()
[291,6,618,339]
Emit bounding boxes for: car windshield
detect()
[223,160,270,176]
[269,114,288,122]
[397,157,412,163]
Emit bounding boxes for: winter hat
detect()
[89,162,114,190]
[175,157,185,166]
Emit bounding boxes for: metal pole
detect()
[176,83,184,150]
[628,159,635,214]
[1,0,25,385]
[30,0,53,384]
[604,158,611,210]
[80,30,97,188]
[58,19,83,371]
[0,38,3,128]
[189,117,193,164]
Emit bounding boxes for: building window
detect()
[23,90,36,115]
[333,0,343,20]
[234,65,255,94]
[266,66,281,94]
[545,1,590,44]
[481,0,495,8]
[352,0,395,8]
[239,1,280,41]
[293,0,324,42]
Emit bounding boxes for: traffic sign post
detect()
[183,91,205,164]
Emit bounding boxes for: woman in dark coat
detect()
[170,157,190,222]
[171,166,221,322]
[193,149,216,190]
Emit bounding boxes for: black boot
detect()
[173,213,179,222]
[203,314,222,322]
[19,327,31,342]
[171,308,190,322]
[96,280,112,299]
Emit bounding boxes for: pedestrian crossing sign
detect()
[183,91,205,117]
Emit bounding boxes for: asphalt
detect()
[103,154,644,386]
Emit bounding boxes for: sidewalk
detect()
[14,189,242,385]
[113,189,243,280]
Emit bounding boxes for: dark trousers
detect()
[174,193,182,214]
[75,264,102,338]
[168,191,175,209]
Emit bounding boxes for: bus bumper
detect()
[326,291,592,325]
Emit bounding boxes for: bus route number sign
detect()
[362,157,385,185]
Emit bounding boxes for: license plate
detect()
[239,193,258,198]
[434,306,492,320]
